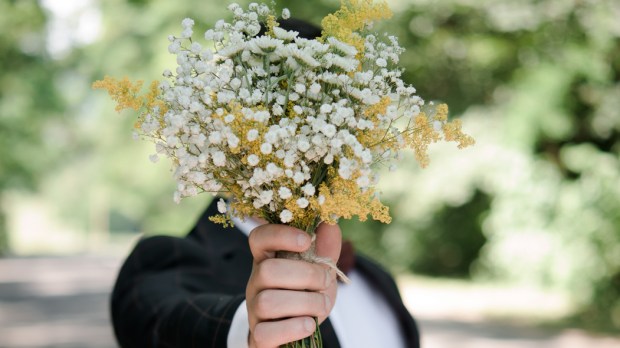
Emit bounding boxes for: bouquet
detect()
[94,1,474,346]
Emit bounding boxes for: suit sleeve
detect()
[110,235,245,348]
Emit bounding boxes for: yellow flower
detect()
[321,0,392,56]
[92,76,166,129]
[92,76,144,113]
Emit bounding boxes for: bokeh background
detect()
[1,0,619,347]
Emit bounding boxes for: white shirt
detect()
[226,217,406,348]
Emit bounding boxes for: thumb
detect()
[313,222,342,264]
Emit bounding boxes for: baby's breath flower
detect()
[273,26,297,41]
[280,209,293,223]
[281,8,290,20]
[302,183,316,196]
[247,129,259,141]
[296,197,309,209]
[278,186,292,199]
[217,198,228,213]
[212,151,226,166]
[247,154,260,166]
[260,142,273,154]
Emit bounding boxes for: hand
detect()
[246,222,341,348]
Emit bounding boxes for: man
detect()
[110,19,420,348]
[111,199,419,347]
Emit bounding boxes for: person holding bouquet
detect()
[110,17,421,348]
[100,2,473,347]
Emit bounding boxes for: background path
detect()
[0,256,618,347]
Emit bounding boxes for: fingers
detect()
[253,258,334,291]
[249,224,312,263]
[251,317,316,348]
[251,289,331,322]
[314,222,342,265]
[246,222,341,348]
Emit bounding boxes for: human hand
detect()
[245,222,341,348]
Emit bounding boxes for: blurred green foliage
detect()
[0,0,68,253]
[2,0,619,331]
[371,0,620,331]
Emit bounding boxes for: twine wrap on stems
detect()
[276,234,351,285]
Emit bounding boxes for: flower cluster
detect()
[94,1,474,232]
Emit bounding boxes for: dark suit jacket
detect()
[111,201,420,347]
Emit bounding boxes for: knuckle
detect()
[254,260,274,285]
[251,324,267,345]
[307,293,328,317]
[254,291,274,316]
[307,264,327,289]
[248,228,260,249]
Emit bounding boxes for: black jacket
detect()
[111,200,420,347]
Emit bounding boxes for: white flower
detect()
[266,162,281,176]
[302,183,315,196]
[209,131,223,144]
[272,104,284,116]
[227,133,240,148]
[247,154,259,166]
[296,197,309,208]
[376,58,387,67]
[212,151,226,166]
[283,153,296,168]
[254,110,270,123]
[356,175,370,187]
[182,17,194,29]
[293,171,305,184]
[320,104,333,114]
[324,153,334,164]
[259,190,274,205]
[247,129,259,141]
[149,154,159,163]
[280,209,293,223]
[294,83,306,94]
[278,186,292,199]
[297,139,310,152]
[361,150,372,164]
[250,36,283,55]
[217,198,227,213]
[282,8,291,20]
[327,37,357,57]
[309,83,321,94]
[260,142,273,154]
[273,26,297,41]
[173,191,182,204]
[338,165,352,179]
[168,40,181,54]
[321,124,337,138]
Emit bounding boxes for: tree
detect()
[0,0,68,254]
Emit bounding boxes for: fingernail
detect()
[304,317,314,332]
[297,233,308,247]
